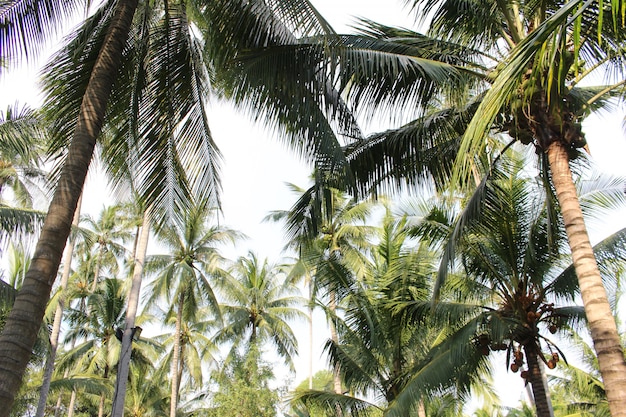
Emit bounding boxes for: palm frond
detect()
[0,0,84,64]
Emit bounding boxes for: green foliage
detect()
[206,344,279,417]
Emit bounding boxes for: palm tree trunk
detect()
[98,365,109,417]
[328,291,342,396]
[0,0,138,411]
[547,141,626,416]
[308,280,314,390]
[111,208,151,417]
[91,246,105,292]
[170,294,184,417]
[67,389,77,417]
[523,344,554,417]
[35,198,82,417]
[417,401,427,417]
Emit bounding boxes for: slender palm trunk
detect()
[53,390,63,417]
[0,0,139,411]
[35,198,82,417]
[111,209,151,417]
[417,401,427,417]
[523,344,554,417]
[328,291,342,395]
[308,279,314,390]
[170,294,184,417]
[91,246,105,292]
[67,390,77,417]
[547,141,626,416]
[177,340,185,391]
[328,290,344,417]
[98,365,110,417]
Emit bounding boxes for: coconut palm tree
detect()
[411,158,626,416]
[111,202,152,417]
[295,208,491,417]
[78,204,132,292]
[144,200,238,417]
[215,252,306,371]
[152,306,219,410]
[266,182,376,394]
[0,103,48,244]
[0,0,139,407]
[0,103,47,207]
[254,0,626,410]
[58,278,127,417]
[0,2,360,408]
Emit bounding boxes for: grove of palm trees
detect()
[1,0,625,416]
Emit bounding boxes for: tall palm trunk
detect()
[111,208,151,417]
[523,344,554,417]
[98,364,110,417]
[35,198,83,417]
[170,294,184,417]
[308,278,314,390]
[0,0,139,411]
[547,141,626,417]
[328,291,342,396]
[91,245,106,292]
[66,390,77,417]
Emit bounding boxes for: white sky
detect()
[1,0,626,411]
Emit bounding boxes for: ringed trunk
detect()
[0,0,139,411]
[35,198,82,417]
[111,208,151,417]
[169,294,184,417]
[547,141,626,416]
[522,344,554,417]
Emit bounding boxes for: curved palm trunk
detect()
[547,141,626,416]
[170,294,184,417]
[523,344,554,417]
[35,198,82,417]
[0,0,139,411]
[111,209,151,417]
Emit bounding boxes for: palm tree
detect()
[215,252,306,371]
[111,203,152,417]
[79,204,132,291]
[58,278,127,417]
[0,103,48,243]
[0,103,47,208]
[35,198,82,417]
[261,0,626,411]
[0,1,359,408]
[267,182,376,395]
[0,0,139,407]
[153,306,219,410]
[207,341,280,417]
[144,200,238,417]
[122,363,170,417]
[412,159,626,416]
[295,209,490,417]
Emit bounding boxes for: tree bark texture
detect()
[547,141,626,416]
[0,0,139,412]
[523,344,554,417]
[111,209,151,417]
[35,198,82,417]
[169,295,184,417]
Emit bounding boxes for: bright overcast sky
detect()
[1,0,625,408]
